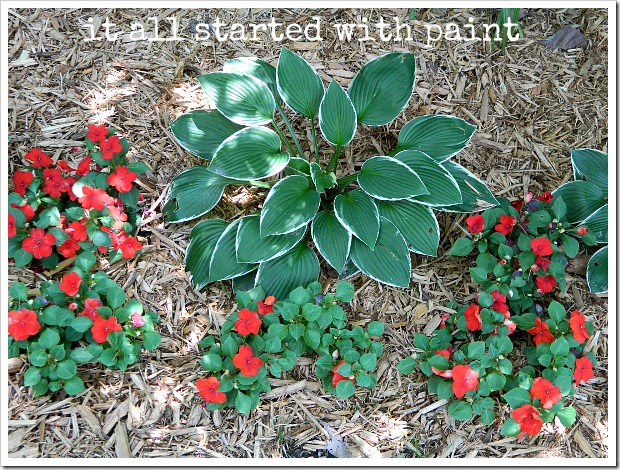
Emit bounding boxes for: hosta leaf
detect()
[571,148,608,196]
[350,217,411,288]
[223,57,279,101]
[197,72,275,126]
[256,242,320,299]
[393,115,476,161]
[260,175,320,236]
[209,127,289,180]
[393,150,462,206]
[334,190,380,248]
[170,110,243,160]
[319,80,357,146]
[435,161,499,212]
[587,246,608,294]
[357,156,428,201]
[583,204,608,244]
[276,47,324,118]
[311,211,352,274]
[231,269,258,293]
[378,201,440,256]
[209,220,258,282]
[236,214,306,263]
[163,167,237,223]
[287,157,311,175]
[309,162,337,194]
[347,52,416,126]
[185,219,229,288]
[340,257,361,279]
[552,181,606,224]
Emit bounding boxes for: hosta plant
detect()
[165,47,498,298]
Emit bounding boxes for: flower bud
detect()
[332,350,339,359]
[576,226,588,235]
[535,304,543,315]
[315,294,325,304]
[36,296,49,306]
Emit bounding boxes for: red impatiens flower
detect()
[535,192,554,203]
[11,202,35,221]
[526,318,555,346]
[24,148,54,168]
[78,186,114,211]
[22,227,56,259]
[116,234,142,259]
[491,290,509,315]
[42,168,72,198]
[100,135,123,160]
[531,237,553,256]
[535,256,552,272]
[569,310,590,344]
[466,214,485,233]
[512,404,543,438]
[234,308,262,336]
[196,377,227,404]
[87,124,109,144]
[576,226,588,236]
[332,360,356,386]
[65,219,88,242]
[76,155,93,176]
[91,315,122,343]
[8,213,16,237]
[494,215,517,236]
[58,238,81,259]
[13,170,34,196]
[8,308,41,341]
[131,311,145,328]
[59,271,82,296]
[258,295,276,315]
[435,346,452,359]
[451,364,479,398]
[107,165,137,193]
[78,298,103,321]
[574,357,594,385]
[530,377,562,409]
[536,274,557,294]
[510,199,524,213]
[232,345,263,377]
[107,205,128,230]
[463,304,482,331]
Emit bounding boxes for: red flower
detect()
[117,235,142,259]
[78,186,114,211]
[42,168,70,198]
[535,192,554,203]
[258,295,276,315]
[87,124,109,144]
[463,304,482,331]
[78,298,103,321]
[107,165,137,193]
[8,308,41,341]
[59,271,82,296]
[22,228,56,259]
[510,199,524,213]
[234,308,262,336]
[569,310,590,344]
[332,360,356,386]
[526,318,555,346]
[11,203,35,221]
[435,346,452,359]
[491,290,509,315]
[466,214,485,233]
[535,256,552,272]
[530,377,562,409]
[131,311,145,328]
[536,274,557,294]
[196,377,227,404]
[57,160,74,172]
[100,135,122,160]
[451,364,479,398]
[232,344,263,377]
[574,357,594,385]
[24,148,53,168]
[66,219,88,242]
[91,316,122,343]
[8,213,16,237]
[13,170,34,196]
[58,238,81,258]
[512,404,543,438]
[494,215,516,236]
[576,226,588,236]
[530,237,553,256]
[504,318,517,335]
[107,205,128,230]
[76,155,92,176]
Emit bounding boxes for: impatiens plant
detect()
[165,47,498,298]
[8,125,148,271]
[196,281,384,413]
[8,252,161,397]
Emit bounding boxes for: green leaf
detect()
[35,206,61,229]
[356,372,376,388]
[303,328,321,350]
[24,367,41,387]
[334,190,379,248]
[234,390,255,414]
[397,357,416,375]
[311,211,351,274]
[500,417,520,436]
[107,287,126,310]
[571,148,607,196]
[335,281,355,303]
[358,156,429,201]
[394,115,476,162]
[427,355,450,370]
[348,52,416,126]
[56,359,77,380]
[289,323,305,341]
[70,348,94,364]
[185,219,229,288]
[480,409,496,425]
[448,400,473,421]
[548,301,566,324]
[318,80,357,146]
[232,270,258,293]
[208,220,257,282]
[436,161,499,213]
[236,214,306,264]
[552,181,606,223]
[557,406,577,427]
[29,350,48,367]
[287,157,311,175]
[309,162,337,195]
[200,353,223,372]
[143,331,161,351]
[260,175,320,237]
[486,372,507,391]
[75,252,96,273]
[256,242,320,300]
[170,110,244,160]
[378,200,440,256]
[197,72,275,126]
[38,328,60,350]
[13,248,33,268]
[223,57,279,102]
[209,127,289,180]
[290,286,311,305]
[467,341,485,360]
[587,246,608,294]
[277,48,324,119]
[222,336,238,358]
[359,353,377,371]
[437,380,455,399]
[553,196,567,221]
[69,316,93,333]
[502,387,531,408]
[582,204,608,244]
[335,380,357,398]
[367,321,384,336]
[63,376,85,396]
[9,282,27,302]
[550,337,569,357]
[448,238,475,257]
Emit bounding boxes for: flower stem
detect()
[276,102,304,158]
[325,145,342,174]
[310,118,320,163]
[248,180,272,189]
[271,119,297,157]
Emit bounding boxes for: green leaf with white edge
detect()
[435,161,499,213]
[393,115,476,162]
[562,234,580,258]
[583,204,608,244]
[500,418,520,437]
[276,47,324,119]
[185,219,230,289]
[350,217,411,288]
[163,167,237,223]
[236,214,306,264]
[571,148,608,196]
[447,238,474,256]
[287,157,311,175]
[335,380,357,398]
[393,150,462,206]
[552,180,606,223]
[235,390,254,414]
[357,156,429,201]
[309,162,337,195]
[209,127,289,180]
[260,175,320,237]
[334,190,380,249]
[587,246,608,294]
[556,406,577,427]
[170,110,244,160]
[311,211,351,274]
[256,242,320,300]
[35,206,61,229]
[347,52,416,126]
[63,376,85,396]
[502,387,531,409]
[448,400,473,421]
[197,72,275,126]
[231,270,258,293]
[223,57,279,102]
[378,200,439,256]
[335,281,355,303]
[319,80,357,146]
[209,220,258,282]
